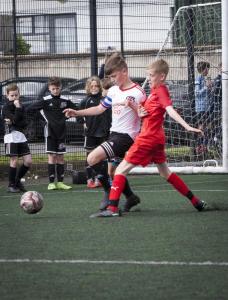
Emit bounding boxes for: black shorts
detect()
[5,142,30,157]
[100,132,134,160]
[84,136,107,151]
[46,136,66,154]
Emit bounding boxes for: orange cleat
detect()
[87,179,97,189]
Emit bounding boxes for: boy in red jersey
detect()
[92,58,207,217]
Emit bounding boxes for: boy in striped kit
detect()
[64,53,146,214]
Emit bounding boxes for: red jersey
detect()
[137,84,172,145]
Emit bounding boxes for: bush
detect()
[16,34,31,55]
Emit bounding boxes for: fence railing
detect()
[0,0,222,177]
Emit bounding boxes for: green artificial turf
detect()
[0,174,228,300]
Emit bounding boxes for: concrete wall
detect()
[0,49,222,82]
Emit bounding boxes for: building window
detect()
[17,17,33,34]
[16,13,77,54]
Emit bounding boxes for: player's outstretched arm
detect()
[166,106,203,135]
[64,103,106,118]
[63,108,77,118]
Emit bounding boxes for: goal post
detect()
[222,0,228,172]
[132,1,228,175]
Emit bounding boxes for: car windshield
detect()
[3,82,46,96]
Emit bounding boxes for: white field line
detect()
[0,258,228,266]
[0,189,227,199]
[1,188,228,199]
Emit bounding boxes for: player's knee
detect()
[87,152,96,166]
[26,159,32,168]
[114,160,131,176]
[24,155,32,167]
[48,154,56,164]
[10,157,18,168]
[56,155,64,164]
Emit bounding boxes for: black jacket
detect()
[79,93,111,137]
[2,101,27,134]
[27,94,76,140]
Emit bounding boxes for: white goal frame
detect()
[132,0,228,175]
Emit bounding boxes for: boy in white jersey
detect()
[64,53,146,214]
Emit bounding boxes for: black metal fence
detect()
[0,0,222,177]
[0,0,174,177]
[0,0,179,79]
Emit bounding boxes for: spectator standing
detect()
[79,76,111,188]
[27,77,76,190]
[194,61,213,154]
[2,84,32,193]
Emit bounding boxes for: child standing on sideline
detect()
[64,53,146,213]
[27,77,76,190]
[93,59,207,217]
[79,76,111,188]
[195,61,212,118]
[194,61,213,154]
[2,84,32,193]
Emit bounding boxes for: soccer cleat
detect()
[90,209,122,218]
[16,182,27,192]
[195,200,208,211]
[87,179,97,189]
[47,183,57,190]
[7,185,20,193]
[56,182,72,190]
[123,194,141,212]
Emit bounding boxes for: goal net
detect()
[133,1,225,174]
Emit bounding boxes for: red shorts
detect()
[125,141,166,166]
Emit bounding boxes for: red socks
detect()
[107,174,126,212]
[107,173,200,212]
[167,173,200,206]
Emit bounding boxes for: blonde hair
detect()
[148,59,169,76]
[104,52,127,76]
[6,83,19,94]
[85,76,102,95]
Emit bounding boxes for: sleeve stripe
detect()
[135,85,146,95]
[101,96,112,108]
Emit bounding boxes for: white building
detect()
[0,0,174,54]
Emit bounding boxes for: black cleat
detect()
[123,194,141,212]
[90,209,122,218]
[195,200,208,211]
[7,186,20,193]
[15,182,27,192]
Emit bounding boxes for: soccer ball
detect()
[20,191,44,214]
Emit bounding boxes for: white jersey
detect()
[101,84,146,140]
